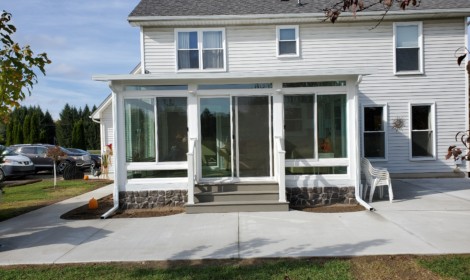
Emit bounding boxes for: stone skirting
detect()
[119,186,355,209]
[119,190,188,210]
[286,186,356,208]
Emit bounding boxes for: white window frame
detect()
[175,28,226,72]
[276,25,300,58]
[362,104,388,161]
[123,92,189,172]
[393,22,424,75]
[409,102,436,161]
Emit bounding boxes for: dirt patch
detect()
[350,255,442,280]
[60,195,184,220]
[61,195,366,220]
[292,204,366,213]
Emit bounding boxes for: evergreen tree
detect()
[5,120,13,146]
[29,111,41,143]
[13,119,22,144]
[40,111,55,144]
[71,119,86,149]
[22,114,31,144]
[82,105,100,150]
[56,104,75,147]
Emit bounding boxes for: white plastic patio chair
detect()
[361,157,394,203]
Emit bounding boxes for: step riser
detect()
[195,193,279,203]
[195,184,278,193]
[186,203,289,214]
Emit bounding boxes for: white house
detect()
[93,0,470,215]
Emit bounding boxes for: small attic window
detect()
[276,26,299,57]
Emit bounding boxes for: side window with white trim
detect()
[410,104,435,159]
[277,26,299,57]
[394,22,423,74]
[363,105,387,160]
[176,29,226,71]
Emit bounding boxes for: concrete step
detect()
[195,190,279,203]
[195,183,278,193]
[186,200,290,214]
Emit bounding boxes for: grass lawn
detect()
[0,255,470,279]
[0,179,112,222]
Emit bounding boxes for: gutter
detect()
[128,9,470,27]
[355,185,374,211]
[101,182,119,219]
[101,204,118,219]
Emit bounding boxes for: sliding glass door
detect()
[200,96,271,179]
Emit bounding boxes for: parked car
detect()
[66,148,101,172]
[0,148,35,181]
[10,144,92,173]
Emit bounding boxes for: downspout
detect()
[354,75,375,211]
[101,82,120,219]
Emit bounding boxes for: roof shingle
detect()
[129,0,470,18]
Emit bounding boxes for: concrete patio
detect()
[0,178,469,265]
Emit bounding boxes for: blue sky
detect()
[3,0,141,119]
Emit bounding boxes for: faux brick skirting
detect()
[286,186,356,208]
[119,190,188,210]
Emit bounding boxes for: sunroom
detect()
[94,70,369,212]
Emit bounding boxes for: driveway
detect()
[0,178,469,265]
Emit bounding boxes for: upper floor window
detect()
[277,26,299,57]
[176,29,225,71]
[363,105,387,160]
[410,103,435,160]
[394,22,423,74]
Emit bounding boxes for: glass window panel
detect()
[412,131,433,157]
[198,83,272,90]
[412,106,430,130]
[203,49,224,69]
[178,50,199,69]
[317,95,347,158]
[178,32,198,49]
[396,25,418,48]
[237,96,270,177]
[280,28,296,40]
[127,170,187,179]
[286,166,347,175]
[124,99,156,162]
[364,107,384,131]
[203,31,222,48]
[279,41,297,55]
[283,81,347,88]
[396,48,419,72]
[157,97,188,162]
[125,85,188,91]
[200,98,231,178]
[364,132,385,158]
[284,95,314,159]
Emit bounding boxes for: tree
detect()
[324,0,421,23]
[22,114,30,143]
[40,111,55,144]
[29,110,40,143]
[71,119,86,150]
[0,11,51,119]
[46,145,66,189]
[56,104,75,147]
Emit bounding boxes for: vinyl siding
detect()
[142,18,467,175]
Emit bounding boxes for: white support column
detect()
[273,87,286,202]
[187,86,199,204]
[110,82,126,205]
